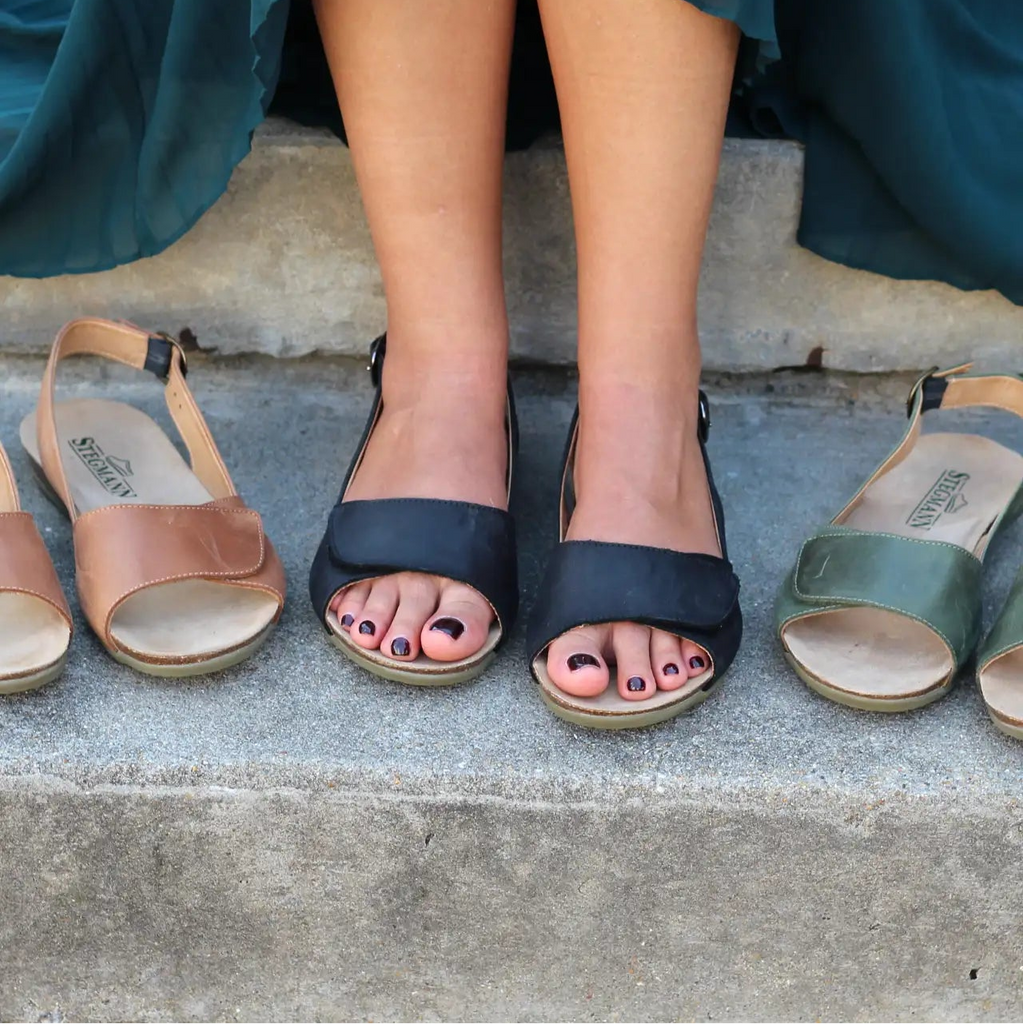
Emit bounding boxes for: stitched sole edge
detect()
[110,625,275,678]
[785,653,953,712]
[329,632,496,687]
[536,672,724,731]
[0,653,67,694]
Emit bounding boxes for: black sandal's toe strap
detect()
[526,540,742,674]
[310,497,519,639]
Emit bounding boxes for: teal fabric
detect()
[776,525,984,668]
[0,0,1021,306]
[978,568,1023,670]
[0,0,288,276]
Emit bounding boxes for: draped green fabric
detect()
[0,0,1021,307]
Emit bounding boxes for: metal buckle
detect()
[906,365,939,418]
[368,334,386,388]
[697,390,711,444]
[148,331,188,380]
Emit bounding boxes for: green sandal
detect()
[978,576,1023,740]
[777,365,1023,712]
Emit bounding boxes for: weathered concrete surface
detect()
[2,357,1023,1021]
[1,119,1021,372]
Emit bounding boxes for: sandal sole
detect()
[329,631,496,687]
[987,709,1023,742]
[786,653,953,712]
[0,654,67,694]
[111,624,275,678]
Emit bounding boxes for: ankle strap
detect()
[37,318,236,517]
[909,364,1023,420]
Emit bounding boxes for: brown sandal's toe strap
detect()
[0,512,73,629]
[72,499,285,648]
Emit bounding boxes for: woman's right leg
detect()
[313,0,516,662]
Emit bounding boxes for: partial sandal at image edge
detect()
[526,395,743,730]
[20,317,285,678]
[0,443,72,693]
[777,365,1023,713]
[308,335,519,687]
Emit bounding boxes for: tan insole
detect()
[0,592,69,683]
[20,399,278,661]
[783,433,1023,698]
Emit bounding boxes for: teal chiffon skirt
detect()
[1,0,1021,306]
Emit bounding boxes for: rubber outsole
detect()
[0,654,67,695]
[329,631,496,687]
[110,624,275,679]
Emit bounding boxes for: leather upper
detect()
[0,511,73,630]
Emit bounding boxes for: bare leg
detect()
[314,0,516,662]
[537,0,739,700]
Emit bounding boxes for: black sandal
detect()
[526,393,742,729]
[309,335,519,685]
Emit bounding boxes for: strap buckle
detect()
[698,390,711,444]
[145,331,188,381]
[368,334,387,388]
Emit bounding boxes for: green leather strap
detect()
[776,526,983,668]
[978,568,1023,670]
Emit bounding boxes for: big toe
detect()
[546,625,611,697]
[420,580,495,663]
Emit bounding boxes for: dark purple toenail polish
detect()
[359,620,375,636]
[568,653,600,671]
[430,617,465,640]
[689,655,706,670]
[391,637,411,657]
[340,614,354,627]
[627,676,646,692]
[663,663,680,676]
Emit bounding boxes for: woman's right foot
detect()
[329,347,509,663]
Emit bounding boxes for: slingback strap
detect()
[36,317,236,518]
[776,525,983,668]
[72,497,284,652]
[310,498,519,639]
[526,540,742,675]
[0,513,73,631]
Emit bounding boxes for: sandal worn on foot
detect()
[20,317,286,677]
[0,442,72,693]
[308,335,518,686]
[777,365,1023,711]
[526,393,742,730]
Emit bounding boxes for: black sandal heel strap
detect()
[311,497,518,637]
[526,540,741,674]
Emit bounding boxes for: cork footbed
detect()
[532,653,714,728]
[21,399,278,669]
[782,433,1023,704]
[0,591,69,693]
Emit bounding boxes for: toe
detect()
[546,625,611,697]
[681,638,712,679]
[351,576,400,651]
[381,573,440,661]
[612,622,656,701]
[420,580,495,663]
[651,630,687,691]
[333,581,370,633]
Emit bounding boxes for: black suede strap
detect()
[526,540,741,673]
[311,497,518,634]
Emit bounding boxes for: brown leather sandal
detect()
[20,317,285,677]
[0,442,72,693]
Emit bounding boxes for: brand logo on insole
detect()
[906,469,970,530]
[68,437,137,499]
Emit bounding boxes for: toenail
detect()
[359,620,375,636]
[626,676,646,692]
[568,653,600,671]
[689,655,706,670]
[430,617,465,640]
[340,614,354,627]
[663,663,680,676]
[391,637,411,657]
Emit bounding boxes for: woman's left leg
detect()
[536,0,740,701]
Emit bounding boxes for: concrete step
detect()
[2,356,1023,1021]
[3,118,1023,373]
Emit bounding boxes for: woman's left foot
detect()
[545,377,720,701]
